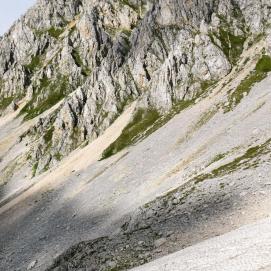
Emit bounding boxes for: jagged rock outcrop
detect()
[0,0,270,174]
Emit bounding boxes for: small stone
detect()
[154,238,167,248]
[252,129,260,135]
[138,254,144,259]
[166,231,174,237]
[138,241,144,246]
[143,252,151,258]
[240,191,247,197]
[172,199,179,205]
[11,101,18,111]
[107,261,117,269]
[16,136,23,144]
[157,231,163,237]
[27,260,37,270]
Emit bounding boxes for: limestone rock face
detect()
[0,0,270,173]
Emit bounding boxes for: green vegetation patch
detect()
[119,0,141,14]
[25,55,42,72]
[0,96,14,111]
[104,26,133,55]
[122,28,132,37]
[72,49,84,67]
[219,28,246,65]
[200,80,216,92]
[54,152,62,161]
[20,75,69,120]
[101,76,220,161]
[101,79,216,160]
[32,162,38,177]
[34,26,64,39]
[209,14,247,65]
[71,48,91,76]
[119,34,132,56]
[104,26,121,38]
[225,55,271,111]
[0,160,18,185]
[194,138,271,184]
[44,127,54,144]
[255,54,271,72]
[48,27,64,39]
[101,109,160,160]
[209,153,228,165]
[101,99,195,160]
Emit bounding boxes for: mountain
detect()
[0,0,271,270]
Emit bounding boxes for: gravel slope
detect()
[131,217,271,271]
[1,57,271,270]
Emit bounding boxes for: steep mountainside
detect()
[1,0,269,176]
[0,0,271,270]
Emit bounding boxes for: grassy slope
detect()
[226,55,271,111]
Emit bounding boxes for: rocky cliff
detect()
[1,0,270,176]
[1,0,271,270]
